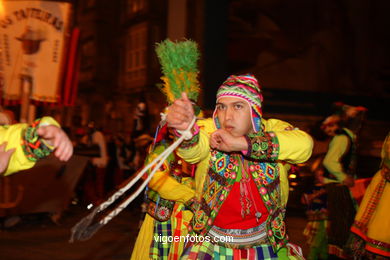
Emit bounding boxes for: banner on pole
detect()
[0,1,72,103]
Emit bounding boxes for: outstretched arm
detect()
[1,117,73,176]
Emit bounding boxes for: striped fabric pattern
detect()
[208,222,267,249]
[182,240,278,260]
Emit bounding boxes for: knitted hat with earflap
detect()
[213,74,263,133]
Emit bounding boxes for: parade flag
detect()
[62,27,80,106]
[0,1,72,103]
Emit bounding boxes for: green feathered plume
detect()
[155,39,200,104]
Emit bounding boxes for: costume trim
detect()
[355,173,386,231]
[246,131,279,160]
[208,222,268,249]
[22,119,53,162]
[351,225,390,257]
[178,124,200,149]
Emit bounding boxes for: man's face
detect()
[215,96,253,136]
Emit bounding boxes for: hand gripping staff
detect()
[69,115,196,242]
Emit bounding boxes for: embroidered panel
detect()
[265,207,288,250]
[246,131,279,160]
[191,197,212,234]
[190,150,287,251]
[251,161,280,210]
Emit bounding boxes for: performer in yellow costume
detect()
[131,39,201,259]
[0,116,73,175]
[130,128,197,259]
[166,74,313,259]
[348,132,390,258]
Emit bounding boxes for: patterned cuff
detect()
[177,124,200,149]
[245,131,279,160]
[22,119,54,162]
[242,135,252,156]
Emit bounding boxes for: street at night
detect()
[0,201,309,260]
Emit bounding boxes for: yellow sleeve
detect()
[148,170,195,203]
[176,118,215,164]
[2,116,60,176]
[323,135,349,183]
[144,142,196,203]
[264,119,314,164]
[278,163,291,207]
[263,119,313,207]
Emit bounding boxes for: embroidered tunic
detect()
[178,118,313,252]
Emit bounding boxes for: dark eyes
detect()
[216,103,244,110]
[216,104,226,110]
[234,104,243,109]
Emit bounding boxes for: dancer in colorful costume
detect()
[0,116,73,175]
[131,39,202,260]
[347,132,390,259]
[321,104,366,258]
[166,74,313,259]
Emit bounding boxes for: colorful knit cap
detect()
[213,74,263,133]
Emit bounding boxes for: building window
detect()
[125,22,147,88]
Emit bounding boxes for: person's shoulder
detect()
[197,118,216,133]
[332,133,350,143]
[338,128,355,139]
[263,118,294,131]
